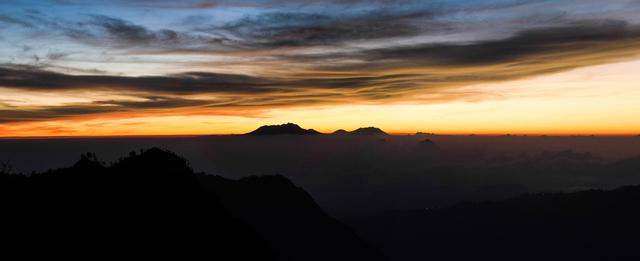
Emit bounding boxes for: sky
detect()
[1,0,640,136]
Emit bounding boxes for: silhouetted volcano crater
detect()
[350,127,388,136]
[247,123,321,135]
[331,127,388,136]
[332,129,350,135]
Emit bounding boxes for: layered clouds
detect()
[1,0,640,129]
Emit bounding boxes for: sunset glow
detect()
[2,0,640,136]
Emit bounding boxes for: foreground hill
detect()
[201,175,383,261]
[0,148,383,261]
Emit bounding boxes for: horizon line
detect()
[2,133,640,139]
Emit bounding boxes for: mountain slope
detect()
[201,175,385,261]
[351,184,640,260]
[0,148,383,261]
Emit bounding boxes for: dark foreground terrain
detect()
[2,148,640,260]
[0,148,382,260]
[352,185,640,260]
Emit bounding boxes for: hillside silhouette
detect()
[0,148,383,261]
[352,185,640,260]
[247,123,322,135]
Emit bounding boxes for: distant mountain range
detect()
[247,123,387,136]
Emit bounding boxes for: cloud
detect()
[64,15,226,49]
[357,20,638,67]
[45,52,71,61]
[283,20,640,86]
[0,105,116,123]
[2,20,640,124]
[0,96,213,123]
[0,66,278,94]
[212,9,436,48]
[52,0,223,9]
[0,64,425,96]
[56,10,435,52]
[0,15,34,28]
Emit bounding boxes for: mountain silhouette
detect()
[350,127,388,135]
[0,148,383,261]
[247,123,322,135]
[331,127,388,136]
[333,129,350,135]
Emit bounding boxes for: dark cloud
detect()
[57,9,435,51]
[45,52,71,61]
[54,0,419,9]
[0,96,212,123]
[4,1,595,54]
[51,0,547,10]
[52,0,222,9]
[0,66,279,94]
[66,15,178,46]
[359,20,638,66]
[213,10,437,48]
[62,15,230,49]
[0,15,34,28]
[0,65,423,96]
[284,20,640,78]
[93,96,211,109]
[0,105,116,123]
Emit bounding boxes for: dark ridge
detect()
[352,184,640,260]
[0,148,383,261]
[200,174,385,261]
[349,127,388,136]
[247,123,322,135]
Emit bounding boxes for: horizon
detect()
[2,1,640,136]
[1,121,639,139]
